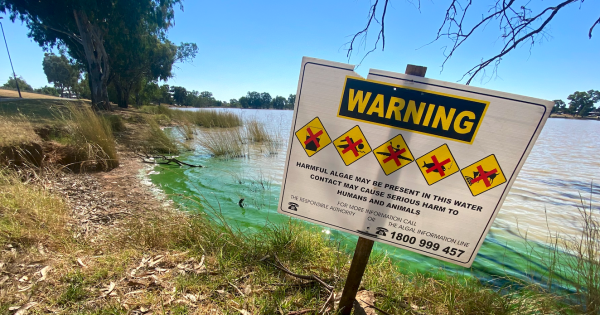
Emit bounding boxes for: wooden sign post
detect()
[338,65,428,315]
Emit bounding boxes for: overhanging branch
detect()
[349,0,588,84]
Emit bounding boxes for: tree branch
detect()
[590,16,600,38]
[37,23,83,45]
[345,0,391,64]
[350,0,586,84]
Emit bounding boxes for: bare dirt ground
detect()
[47,152,169,242]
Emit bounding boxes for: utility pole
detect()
[0,17,22,98]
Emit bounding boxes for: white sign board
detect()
[278,57,552,267]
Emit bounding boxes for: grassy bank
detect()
[0,171,577,314]
[0,99,596,314]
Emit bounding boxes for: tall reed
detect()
[246,119,269,142]
[522,186,599,313]
[175,124,196,141]
[143,118,180,154]
[66,105,118,171]
[196,128,246,158]
[564,190,600,313]
[245,119,282,154]
[189,110,242,128]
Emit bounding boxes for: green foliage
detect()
[108,35,197,108]
[2,75,33,92]
[58,271,88,305]
[566,90,600,117]
[42,53,79,97]
[1,0,188,107]
[34,85,60,96]
[74,74,92,100]
[272,95,286,109]
[287,94,296,109]
[552,99,567,113]
[239,91,294,109]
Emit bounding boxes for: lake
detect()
[149,109,600,289]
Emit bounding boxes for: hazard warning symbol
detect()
[373,134,414,175]
[295,117,332,157]
[333,125,372,166]
[416,144,459,185]
[461,154,507,196]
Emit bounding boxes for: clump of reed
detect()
[63,105,119,171]
[196,127,245,158]
[521,187,599,313]
[245,119,283,155]
[188,110,242,128]
[142,118,180,154]
[175,124,196,141]
[245,119,269,142]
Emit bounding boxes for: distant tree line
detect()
[553,90,600,117]
[128,81,296,110]
[1,74,296,110]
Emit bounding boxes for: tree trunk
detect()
[73,10,110,110]
[114,81,130,109]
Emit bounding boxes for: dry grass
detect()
[0,169,578,315]
[0,172,73,251]
[0,116,40,147]
[0,87,63,99]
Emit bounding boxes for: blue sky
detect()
[1,0,599,102]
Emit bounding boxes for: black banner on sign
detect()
[337,78,489,144]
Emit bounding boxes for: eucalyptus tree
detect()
[42,53,79,97]
[0,0,184,110]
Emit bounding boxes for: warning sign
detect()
[295,117,331,157]
[461,155,507,196]
[373,134,414,175]
[416,144,459,185]
[278,57,553,268]
[333,125,372,166]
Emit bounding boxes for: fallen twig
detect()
[136,153,202,167]
[228,281,245,297]
[262,254,335,315]
[288,309,316,315]
[267,254,333,291]
[319,290,335,314]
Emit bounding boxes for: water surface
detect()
[150,109,600,288]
